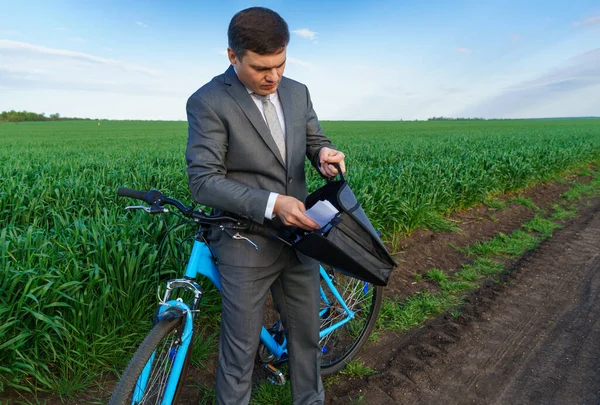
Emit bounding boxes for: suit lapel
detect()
[223,66,286,168]
[277,80,294,171]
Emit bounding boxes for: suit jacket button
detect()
[288,177,293,184]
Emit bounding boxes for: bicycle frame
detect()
[135,238,358,405]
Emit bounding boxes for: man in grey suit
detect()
[186,7,345,405]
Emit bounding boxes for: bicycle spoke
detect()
[319,269,381,373]
[129,326,180,404]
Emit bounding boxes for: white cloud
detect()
[573,16,600,27]
[136,21,149,28]
[288,62,456,120]
[104,47,113,51]
[455,47,471,54]
[0,65,51,75]
[217,49,228,57]
[292,28,317,40]
[460,48,600,118]
[510,34,522,41]
[287,57,313,68]
[290,43,600,121]
[0,40,162,77]
[0,39,222,120]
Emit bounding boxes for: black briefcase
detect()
[292,167,396,286]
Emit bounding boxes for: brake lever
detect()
[232,232,259,250]
[125,205,169,214]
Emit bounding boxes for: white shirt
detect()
[234,67,284,220]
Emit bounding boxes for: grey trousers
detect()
[215,246,324,405]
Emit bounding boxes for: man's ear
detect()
[227,48,237,66]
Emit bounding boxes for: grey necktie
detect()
[253,93,286,163]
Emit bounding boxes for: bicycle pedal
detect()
[264,364,286,386]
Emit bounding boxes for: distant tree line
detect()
[0,110,92,122]
[427,116,486,121]
[426,116,600,121]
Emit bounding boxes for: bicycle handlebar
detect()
[117,187,249,228]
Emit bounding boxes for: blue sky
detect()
[0,0,599,120]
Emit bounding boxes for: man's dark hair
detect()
[228,7,290,59]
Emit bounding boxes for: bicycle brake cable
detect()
[156,213,196,280]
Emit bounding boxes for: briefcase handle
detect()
[327,162,346,183]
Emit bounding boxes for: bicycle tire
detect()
[319,268,383,375]
[109,313,193,404]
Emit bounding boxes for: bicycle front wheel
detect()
[109,313,193,405]
[319,267,383,375]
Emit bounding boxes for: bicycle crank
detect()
[264,364,286,386]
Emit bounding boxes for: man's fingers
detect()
[320,165,334,178]
[321,162,345,177]
[298,214,319,230]
[330,151,345,162]
[327,151,345,161]
[320,149,346,176]
[275,198,319,230]
[320,153,344,165]
[288,210,319,230]
[283,214,318,230]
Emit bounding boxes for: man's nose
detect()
[266,69,280,82]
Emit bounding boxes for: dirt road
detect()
[329,199,600,405]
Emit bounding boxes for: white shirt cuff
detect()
[265,192,279,219]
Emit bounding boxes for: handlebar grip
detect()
[117,187,164,205]
[117,187,148,201]
[247,222,273,236]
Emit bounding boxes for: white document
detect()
[304,200,339,228]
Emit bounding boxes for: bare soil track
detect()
[327,198,600,405]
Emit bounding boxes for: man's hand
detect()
[273,195,320,230]
[319,147,346,178]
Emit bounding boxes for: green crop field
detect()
[2,119,600,395]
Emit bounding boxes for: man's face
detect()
[228,47,287,95]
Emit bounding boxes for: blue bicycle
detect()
[109,188,383,405]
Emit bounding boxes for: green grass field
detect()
[1,119,600,395]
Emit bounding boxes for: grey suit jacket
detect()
[186,65,334,267]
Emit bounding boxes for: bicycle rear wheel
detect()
[109,312,193,405]
[319,267,383,375]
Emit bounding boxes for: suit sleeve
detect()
[304,86,335,175]
[186,94,270,224]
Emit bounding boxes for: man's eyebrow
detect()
[250,59,286,70]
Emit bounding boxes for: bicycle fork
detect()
[133,278,203,405]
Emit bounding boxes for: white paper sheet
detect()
[305,200,339,228]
